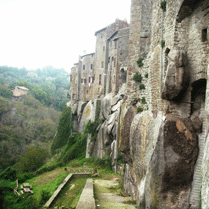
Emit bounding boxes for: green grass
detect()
[27,168,69,203]
[50,177,87,208]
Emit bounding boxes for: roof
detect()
[80,53,95,59]
[95,27,107,36]
[16,86,29,91]
[12,86,29,97]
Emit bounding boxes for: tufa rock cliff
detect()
[68,0,209,208]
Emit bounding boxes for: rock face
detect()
[144,115,199,209]
[162,49,188,101]
[68,0,209,208]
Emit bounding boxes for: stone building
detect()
[69,19,129,103]
[69,0,209,208]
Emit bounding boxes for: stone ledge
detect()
[76,178,96,209]
[44,173,91,208]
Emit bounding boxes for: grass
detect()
[50,177,87,208]
[27,167,69,203]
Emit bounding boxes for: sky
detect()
[0,0,131,72]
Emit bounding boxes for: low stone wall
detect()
[43,173,91,208]
[76,178,96,209]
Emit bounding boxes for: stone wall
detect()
[68,0,209,208]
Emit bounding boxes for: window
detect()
[101,61,104,68]
[91,64,93,69]
[81,78,83,83]
[108,57,110,63]
[103,46,105,51]
[99,74,102,85]
[115,41,117,49]
[202,29,208,42]
[89,77,90,83]
[87,90,88,94]
[83,65,85,70]
[101,33,103,38]
[84,79,86,84]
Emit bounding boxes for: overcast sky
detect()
[0,0,131,72]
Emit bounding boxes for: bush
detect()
[137,107,144,113]
[0,85,13,99]
[51,106,73,154]
[136,57,144,67]
[39,189,51,205]
[133,72,143,83]
[0,167,17,181]
[160,0,166,12]
[17,147,48,172]
[145,73,148,78]
[139,84,145,90]
[141,97,147,104]
[161,40,165,48]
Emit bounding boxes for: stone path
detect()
[94,178,136,209]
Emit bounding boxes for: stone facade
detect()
[69,19,129,103]
[69,0,209,208]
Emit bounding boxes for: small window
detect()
[108,57,110,63]
[99,74,102,85]
[83,65,85,70]
[91,64,93,69]
[101,61,104,68]
[87,90,88,94]
[89,77,90,83]
[84,79,86,84]
[202,29,207,42]
[81,78,83,83]
[115,41,117,49]
[112,57,114,61]
[101,33,103,38]
[103,46,105,51]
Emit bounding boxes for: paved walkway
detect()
[94,178,136,209]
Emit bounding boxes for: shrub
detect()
[0,167,17,181]
[139,84,145,90]
[141,97,147,104]
[51,106,73,154]
[137,107,143,113]
[0,85,13,99]
[161,0,166,12]
[145,73,148,78]
[17,147,48,172]
[133,72,143,83]
[136,57,144,67]
[161,40,165,48]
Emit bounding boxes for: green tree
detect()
[17,147,48,172]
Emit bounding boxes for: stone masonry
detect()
[68,0,209,208]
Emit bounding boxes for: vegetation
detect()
[133,72,143,83]
[136,57,144,67]
[137,107,144,113]
[160,0,166,12]
[0,66,70,111]
[161,40,165,48]
[17,147,48,173]
[0,95,60,170]
[145,73,148,78]
[51,106,73,154]
[139,84,146,90]
[85,119,101,141]
[141,97,147,104]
